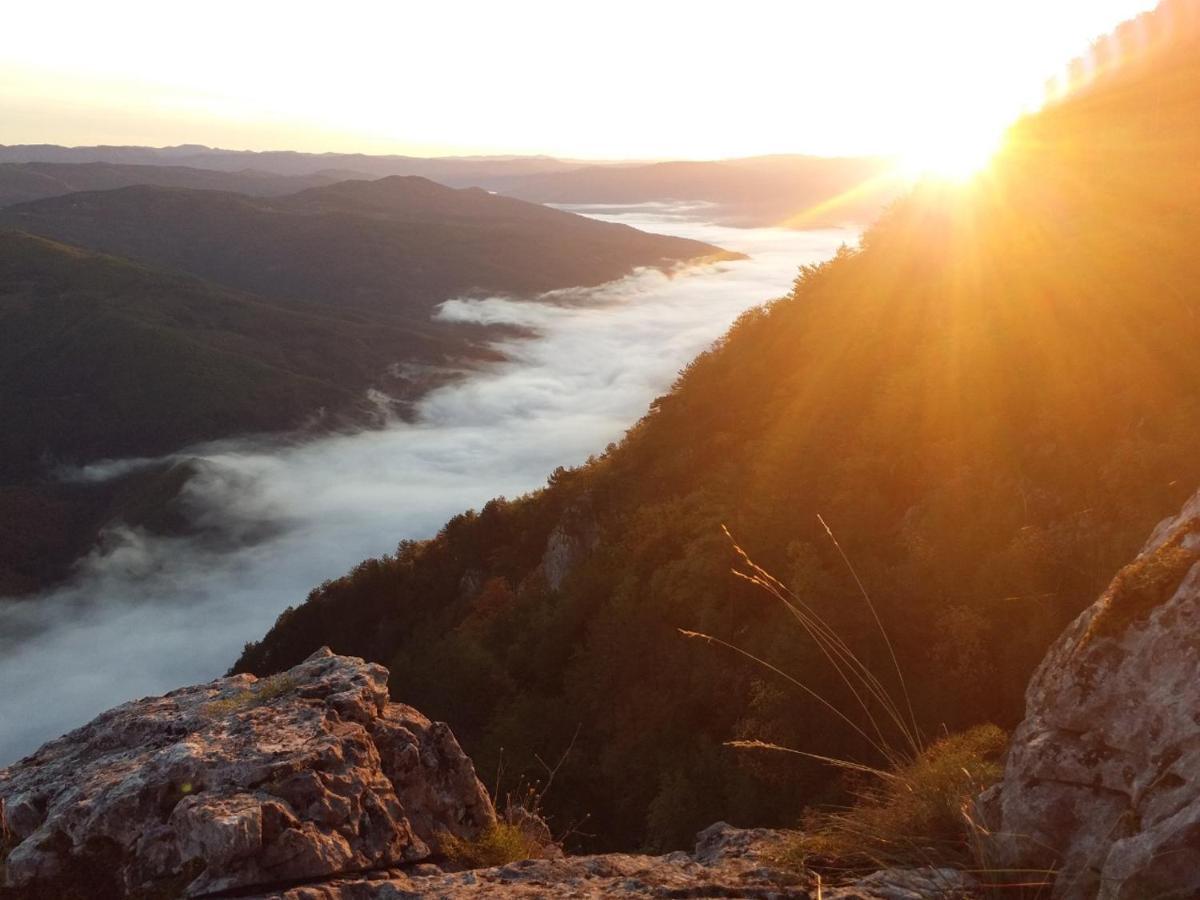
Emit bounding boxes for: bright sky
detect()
[0,0,1158,160]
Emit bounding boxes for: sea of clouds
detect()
[0,209,852,764]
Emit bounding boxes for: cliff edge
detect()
[981,488,1200,899]
[0,649,495,898]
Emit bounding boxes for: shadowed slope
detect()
[0,177,734,316]
[0,230,482,594]
[0,230,453,476]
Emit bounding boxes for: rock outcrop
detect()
[244,822,975,899]
[0,648,495,898]
[0,646,994,898]
[540,495,599,592]
[980,488,1200,899]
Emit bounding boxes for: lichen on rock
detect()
[1077,515,1200,650]
[0,648,496,898]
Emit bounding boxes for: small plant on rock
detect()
[438,821,543,869]
[781,724,1006,873]
[200,673,297,718]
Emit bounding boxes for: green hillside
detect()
[0,173,735,595]
[0,231,475,593]
[0,177,732,316]
[0,230,459,477]
[235,2,1200,851]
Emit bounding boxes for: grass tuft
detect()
[779,724,1006,874]
[700,527,1054,894]
[438,822,542,869]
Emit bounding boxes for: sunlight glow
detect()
[898,120,1008,182]
[0,0,1160,159]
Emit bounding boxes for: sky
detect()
[0,0,1158,160]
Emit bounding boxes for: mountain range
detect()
[0,161,348,208]
[2,1,1200,894]
[495,155,898,226]
[0,176,730,594]
[0,148,897,228]
[0,143,587,182]
[0,176,726,317]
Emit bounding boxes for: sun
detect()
[898,119,1008,183]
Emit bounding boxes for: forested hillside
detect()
[0,231,461,479]
[0,231,481,594]
[0,173,733,595]
[237,1,1200,852]
[0,177,729,317]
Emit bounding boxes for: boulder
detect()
[980,488,1200,898]
[0,648,495,898]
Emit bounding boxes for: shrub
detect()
[438,822,541,869]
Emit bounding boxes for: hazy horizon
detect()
[2,1,1156,162]
[0,140,880,165]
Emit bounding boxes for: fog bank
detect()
[0,211,852,764]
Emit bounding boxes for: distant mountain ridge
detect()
[0,144,592,183]
[0,161,351,208]
[0,230,460,479]
[0,176,731,317]
[0,145,899,228]
[497,155,900,226]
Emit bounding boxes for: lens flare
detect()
[898,119,1009,183]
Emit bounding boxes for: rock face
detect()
[243,822,974,899]
[0,648,495,898]
[0,645,985,899]
[980,489,1200,899]
[540,495,599,592]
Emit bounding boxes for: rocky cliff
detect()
[981,488,1200,899]
[1,650,982,899]
[0,649,495,898]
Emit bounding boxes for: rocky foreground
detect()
[980,488,1200,899]
[0,648,974,899]
[244,822,976,899]
[0,649,498,898]
[6,490,1200,897]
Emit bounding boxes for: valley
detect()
[0,181,730,595]
[0,211,852,767]
[5,4,1200,896]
